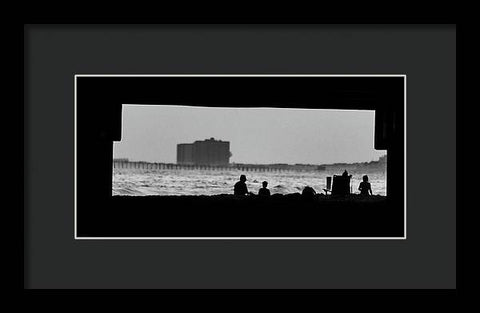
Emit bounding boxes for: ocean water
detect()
[113,168,386,196]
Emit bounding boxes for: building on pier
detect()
[176,144,194,165]
[177,138,231,166]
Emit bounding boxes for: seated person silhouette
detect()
[234,174,250,196]
[358,175,373,196]
[301,186,317,200]
[258,181,271,196]
[332,170,352,196]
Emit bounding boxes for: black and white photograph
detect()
[75,75,405,239]
[113,106,387,197]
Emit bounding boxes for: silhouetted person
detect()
[301,186,317,200]
[358,175,373,196]
[258,181,270,196]
[234,174,249,196]
[332,170,352,196]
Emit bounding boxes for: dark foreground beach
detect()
[77,194,404,237]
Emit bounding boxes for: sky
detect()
[113,105,386,164]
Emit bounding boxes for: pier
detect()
[113,160,326,173]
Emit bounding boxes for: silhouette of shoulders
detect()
[258,187,270,196]
[234,180,248,195]
[359,181,372,195]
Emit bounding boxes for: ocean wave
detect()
[113,169,387,196]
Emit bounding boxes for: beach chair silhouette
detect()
[331,175,351,196]
[323,176,332,195]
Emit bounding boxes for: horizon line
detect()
[111,157,387,166]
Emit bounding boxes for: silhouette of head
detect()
[302,186,316,199]
[240,175,246,182]
[262,181,268,188]
[363,175,369,182]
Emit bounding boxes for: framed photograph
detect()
[25,22,458,291]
